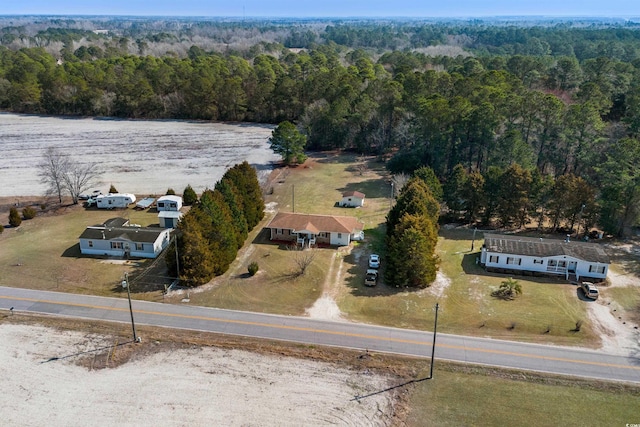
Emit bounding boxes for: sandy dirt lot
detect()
[1,323,396,426]
[0,113,280,197]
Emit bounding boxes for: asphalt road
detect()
[1,286,639,384]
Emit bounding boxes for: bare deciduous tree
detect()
[63,162,102,204]
[287,246,317,277]
[38,147,68,203]
[392,173,410,197]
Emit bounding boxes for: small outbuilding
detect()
[339,191,365,208]
[157,195,183,211]
[159,211,183,229]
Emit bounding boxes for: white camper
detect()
[95,193,137,209]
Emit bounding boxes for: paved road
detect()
[1,286,639,384]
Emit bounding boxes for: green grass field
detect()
[405,364,640,427]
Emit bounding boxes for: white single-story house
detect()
[339,191,365,208]
[78,218,171,259]
[157,195,183,211]
[159,211,183,229]
[480,233,610,282]
[266,212,364,247]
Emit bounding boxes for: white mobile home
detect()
[95,193,136,209]
[157,195,183,211]
[480,233,610,282]
[79,218,171,259]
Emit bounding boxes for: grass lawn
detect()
[0,204,170,300]
[405,364,640,427]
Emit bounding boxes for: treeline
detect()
[166,162,263,286]
[385,167,441,288]
[1,23,640,234]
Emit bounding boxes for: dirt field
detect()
[1,321,399,426]
[0,113,279,197]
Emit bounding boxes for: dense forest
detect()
[1,17,639,236]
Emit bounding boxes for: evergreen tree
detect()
[269,121,307,165]
[387,178,440,236]
[385,213,438,288]
[178,212,216,286]
[413,166,443,201]
[9,207,22,227]
[182,184,198,206]
[215,179,249,249]
[108,184,118,194]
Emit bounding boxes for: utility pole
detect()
[471,227,477,251]
[429,303,439,379]
[122,272,140,343]
[292,184,295,213]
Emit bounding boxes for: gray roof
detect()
[158,211,183,219]
[483,233,610,264]
[79,226,168,243]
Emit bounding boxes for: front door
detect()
[568,261,577,273]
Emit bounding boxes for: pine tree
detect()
[9,207,22,227]
[182,184,198,206]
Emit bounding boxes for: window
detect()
[589,265,606,274]
[110,241,123,249]
[489,255,499,263]
[88,241,93,248]
[337,233,342,239]
[158,202,164,208]
[506,257,521,265]
[548,260,557,267]
[135,243,144,251]
[533,259,543,264]
[558,261,567,268]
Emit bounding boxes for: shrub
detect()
[183,184,198,205]
[0,223,4,234]
[166,188,176,195]
[248,261,259,276]
[9,207,22,227]
[491,277,522,300]
[22,206,37,220]
[40,203,47,211]
[108,184,118,193]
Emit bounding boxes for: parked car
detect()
[364,269,378,287]
[580,282,599,300]
[368,254,380,269]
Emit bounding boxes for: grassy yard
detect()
[405,364,640,427]
[0,204,170,300]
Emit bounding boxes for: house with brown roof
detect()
[339,191,365,208]
[78,218,172,259]
[480,233,610,282]
[266,212,364,247]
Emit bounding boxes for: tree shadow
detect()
[338,178,392,199]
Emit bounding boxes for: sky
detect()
[3,0,640,18]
